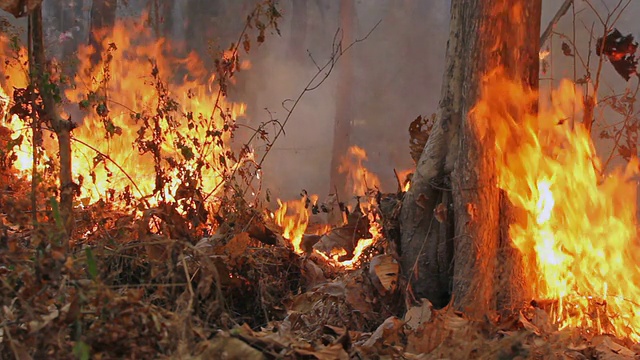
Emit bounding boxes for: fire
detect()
[474,68,640,340]
[339,145,381,197]
[273,196,309,253]
[65,17,249,204]
[0,34,35,175]
[275,147,383,268]
[1,16,249,205]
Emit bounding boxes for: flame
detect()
[539,49,550,60]
[339,145,381,197]
[273,196,309,253]
[275,147,384,267]
[1,17,249,205]
[474,68,640,340]
[0,34,35,175]
[397,168,413,192]
[66,18,249,204]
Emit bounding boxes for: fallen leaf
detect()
[294,343,349,360]
[404,299,433,330]
[195,336,265,360]
[369,254,399,295]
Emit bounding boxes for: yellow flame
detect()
[475,68,640,340]
[1,17,249,205]
[274,196,309,253]
[339,145,381,197]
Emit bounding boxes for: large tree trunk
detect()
[329,0,355,201]
[288,0,308,62]
[400,0,541,317]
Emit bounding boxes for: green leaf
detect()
[73,341,91,360]
[85,248,98,280]
[49,197,64,230]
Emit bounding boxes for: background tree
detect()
[89,0,118,66]
[329,0,355,201]
[400,0,541,316]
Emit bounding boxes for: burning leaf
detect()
[409,114,435,165]
[561,42,574,57]
[596,29,639,81]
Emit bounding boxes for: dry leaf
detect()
[369,254,399,295]
[404,299,433,330]
[434,202,447,223]
[409,114,436,165]
[362,316,403,349]
[195,336,265,360]
[294,343,349,360]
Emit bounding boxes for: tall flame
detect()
[339,145,381,197]
[474,68,640,340]
[1,17,248,205]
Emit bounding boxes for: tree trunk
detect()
[88,0,118,66]
[29,5,75,245]
[288,0,308,62]
[329,0,355,201]
[400,0,541,317]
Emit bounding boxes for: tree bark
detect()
[88,0,118,66]
[329,0,355,201]
[29,5,75,244]
[400,0,541,317]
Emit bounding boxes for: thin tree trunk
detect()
[401,0,541,317]
[89,0,118,66]
[29,5,75,245]
[329,0,355,201]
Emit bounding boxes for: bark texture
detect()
[400,0,541,317]
[30,5,75,243]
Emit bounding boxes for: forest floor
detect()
[1,167,640,359]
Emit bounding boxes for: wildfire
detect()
[474,68,640,340]
[339,145,381,197]
[1,16,249,205]
[273,196,309,253]
[274,146,383,268]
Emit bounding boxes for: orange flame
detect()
[273,196,309,253]
[65,18,249,204]
[1,17,249,205]
[339,145,381,197]
[475,68,640,340]
[275,147,383,267]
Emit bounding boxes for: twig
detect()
[70,137,148,204]
[241,20,382,200]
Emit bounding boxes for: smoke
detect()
[238,0,451,201]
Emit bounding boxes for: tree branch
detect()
[540,0,573,45]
